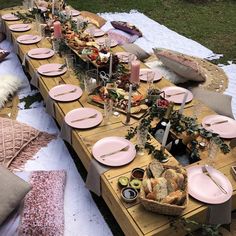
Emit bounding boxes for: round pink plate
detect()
[139,68,163,82]
[9,23,31,32]
[2,13,19,21]
[63,9,80,16]
[28,48,54,59]
[202,115,236,139]
[115,52,137,63]
[187,165,232,204]
[92,136,136,167]
[37,63,67,77]
[17,35,42,45]
[95,37,118,48]
[160,86,193,104]
[65,108,103,129]
[49,84,83,102]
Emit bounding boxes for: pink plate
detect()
[187,165,232,204]
[139,68,163,82]
[63,9,80,16]
[17,35,41,45]
[9,23,31,32]
[92,136,136,167]
[95,37,118,48]
[93,29,105,37]
[115,52,137,63]
[28,48,54,59]
[37,63,67,77]
[202,115,236,139]
[49,84,83,102]
[2,13,19,21]
[65,108,103,129]
[160,86,193,104]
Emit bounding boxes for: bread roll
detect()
[162,169,178,181]
[153,177,168,201]
[142,178,152,194]
[176,173,185,189]
[149,160,164,178]
[166,179,178,193]
[161,190,182,205]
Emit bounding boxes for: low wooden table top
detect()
[1,7,236,235]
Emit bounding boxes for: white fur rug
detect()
[0,74,21,108]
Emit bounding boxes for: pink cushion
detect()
[0,117,55,170]
[153,48,207,82]
[107,29,139,45]
[111,21,142,37]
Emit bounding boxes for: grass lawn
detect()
[1,0,236,63]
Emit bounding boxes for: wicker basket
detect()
[139,164,188,216]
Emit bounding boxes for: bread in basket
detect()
[139,160,188,215]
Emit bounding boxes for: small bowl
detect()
[121,187,138,203]
[131,168,145,181]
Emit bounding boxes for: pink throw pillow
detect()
[107,29,139,45]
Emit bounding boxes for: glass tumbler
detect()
[136,126,148,156]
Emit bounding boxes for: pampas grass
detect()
[0,74,21,108]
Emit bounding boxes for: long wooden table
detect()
[1,7,236,235]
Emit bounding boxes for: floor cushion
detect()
[0,165,31,225]
[111,21,142,37]
[107,29,139,45]
[153,48,207,82]
[122,43,150,61]
[0,117,55,171]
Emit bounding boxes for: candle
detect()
[109,54,113,78]
[52,0,55,15]
[179,92,188,115]
[130,60,140,84]
[53,21,62,38]
[127,84,132,113]
[162,121,171,147]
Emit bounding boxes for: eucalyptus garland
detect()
[126,103,230,162]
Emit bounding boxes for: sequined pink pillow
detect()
[19,170,66,235]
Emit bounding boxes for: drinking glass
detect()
[136,126,148,156]
[22,0,30,9]
[104,99,113,124]
[65,54,75,76]
[146,71,155,92]
[84,69,98,94]
[39,24,46,38]
[207,139,219,167]
[52,39,60,53]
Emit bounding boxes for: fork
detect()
[166,91,186,97]
[202,165,227,194]
[11,25,28,29]
[54,88,77,97]
[99,145,130,159]
[70,113,97,123]
[205,120,228,127]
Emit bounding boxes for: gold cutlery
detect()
[100,145,130,159]
[71,113,97,123]
[202,165,227,194]
[11,25,28,29]
[166,91,186,97]
[54,88,77,97]
[205,120,228,127]
[42,64,66,74]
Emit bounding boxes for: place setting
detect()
[202,114,236,139]
[27,48,55,59]
[48,84,83,102]
[139,68,163,82]
[17,34,42,44]
[62,9,80,17]
[1,13,19,21]
[9,23,31,32]
[115,52,137,63]
[64,107,103,129]
[187,165,232,204]
[95,37,118,48]
[160,86,193,104]
[92,136,136,167]
[37,63,67,77]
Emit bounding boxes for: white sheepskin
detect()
[0,74,21,108]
